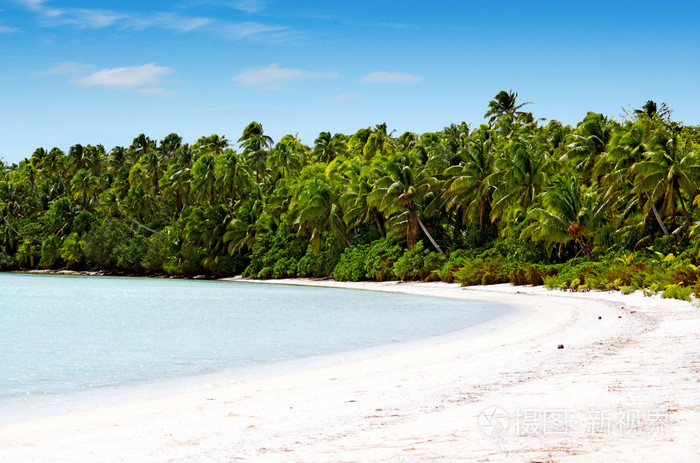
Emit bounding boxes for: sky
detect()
[1,0,699,164]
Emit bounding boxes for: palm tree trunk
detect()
[373,210,385,238]
[121,213,167,239]
[650,202,669,236]
[3,216,43,243]
[416,214,446,258]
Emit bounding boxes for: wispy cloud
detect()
[73,63,173,89]
[233,63,338,90]
[330,92,360,104]
[361,72,424,84]
[230,0,266,14]
[221,21,287,40]
[38,61,95,75]
[15,0,288,42]
[0,24,18,33]
[14,0,45,11]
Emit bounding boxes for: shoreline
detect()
[1,279,698,461]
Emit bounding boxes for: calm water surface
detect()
[0,273,515,422]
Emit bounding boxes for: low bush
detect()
[364,239,403,281]
[392,241,443,281]
[332,245,369,281]
[661,284,693,301]
[454,256,508,286]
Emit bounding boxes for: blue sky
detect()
[1,0,698,164]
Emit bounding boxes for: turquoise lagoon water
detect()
[0,273,517,423]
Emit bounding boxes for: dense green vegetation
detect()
[2,92,700,298]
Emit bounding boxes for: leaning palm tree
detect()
[632,130,700,232]
[368,158,444,255]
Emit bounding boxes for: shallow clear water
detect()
[0,273,514,422]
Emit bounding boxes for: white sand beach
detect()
[1,280,698,462]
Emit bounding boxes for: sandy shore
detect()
[1,279,698,462]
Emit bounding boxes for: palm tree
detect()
[313,131,347,163]
[159,133,183,160]
[339,160,385,238]
[368,158,444,255]
[632,130,700,231]
[268,135,305,177]
[161,144,197,214]
[522,175,613,258]
[489,140,553,228]
[484,90,532,124]
[216,149,252,216]
[191,153,218,205]
[224,191,265,253]
[128,162,157,219]
[634,100,672,121]
[196,134,229,155]
[565,112,614,183]
[362,123,395,160]
[70,168,101,208]
[289,175,346,253]
[238,122,273,183]
[442,137,496,232]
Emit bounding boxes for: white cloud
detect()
[130,13,212,32]
[361,72,424,83]
[73,63,173,89]
[15,0,45,11]
[230,0,266,13]
[232,63,337,90]
[221,21,287,40]
[70,9,124,28]
[330,92,360,104]
[0,24,18,33]
[39,61,95,75]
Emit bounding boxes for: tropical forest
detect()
[2,92,700,299]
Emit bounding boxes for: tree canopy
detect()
[2,94,700,294]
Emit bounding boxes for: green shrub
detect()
[364,239,403,281]
[141,234,168,273]
[272,257,298,279]
[210,254,249,277]
[508,263,546,286]
[243,227,308,278]
[39,235,62,269]
[0,249,15,270]
[163,245,205,276]
[83,219,147,272]
[661,284,692,301]
[297,233,343,278]
[332,245,369,281]
[455,257,507,286]
[392,241,441,281]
